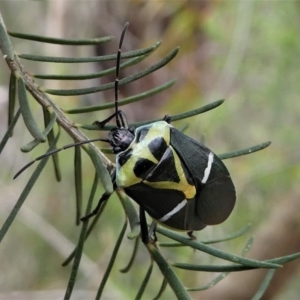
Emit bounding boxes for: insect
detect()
[15,23,236,244]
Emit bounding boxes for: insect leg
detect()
[163,114,171,124]
[139,206,149,244]
[93,110,128,128]
[81,171,117,221]
[187,231,196,240]
[93,112,118,128]
[81,190,113,221]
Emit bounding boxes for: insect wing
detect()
[122,140,204,230]
[124,183,191,230]
[170,127,236,225]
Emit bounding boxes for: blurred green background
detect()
[1,1,300,299]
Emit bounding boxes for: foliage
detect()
[1,2,300,299]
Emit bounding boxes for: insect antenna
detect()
[115,22,129,128]
[13,137,109,179]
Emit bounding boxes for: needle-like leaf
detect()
[8,72,17,136]
[74,146,83,225]
[17,76,46,141]
[8,30,113,45]
[0,108,21,155]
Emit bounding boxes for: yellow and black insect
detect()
[15,23,236,244]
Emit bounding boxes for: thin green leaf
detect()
[41,111,57,136]
[186,236,254,292]
[200,224,251,244]
[187,272,228,292]
[33,41,161,80]
[80,99,224,131]
[86,146,113,194]
[147,243,192,300]
[158,242,188,248]
[178,123,189,133]
[43,108,61,181]
[156,227,281,269]
[168,99,224,123]
[8,72,17,136]
[17,77,46,141]
[19,140,41,153]
[117,190,140,239]
[64,172,98,300]
[0,15,14,59]
[0,128,60,243]
[21,112,57,152]
[152,278,168,300]
[64,79,176,114]
[173,263,251,272]
[0,108,21,155]
[95,218,128,300]
[8,30,113,45]
[18,45,156,63]
[176,244,300,276]
[266,251,300,265]
[74,146,83,225]
[100,147,113,154]
[219,141,271,160]
[242,236,254,257]
[120,237,140,273]
[251,270,276,300]
[43,47,179,96]
[135,261,154,300]
[129,99,223,128]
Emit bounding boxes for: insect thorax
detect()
[115,121,196,199]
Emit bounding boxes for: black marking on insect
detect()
[14,22,236,244]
